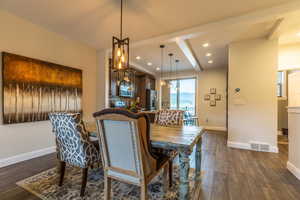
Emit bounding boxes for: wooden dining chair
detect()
[93,109,174,200]
[49,113,101,197]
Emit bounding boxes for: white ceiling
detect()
[132,20,277,72]
[131,9,300,73]
[1,0,300,74]
[0,0,293,49]
[131,42,193,73]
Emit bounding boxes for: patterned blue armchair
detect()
[49,112,101,197]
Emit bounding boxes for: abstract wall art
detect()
[2,52,82,124]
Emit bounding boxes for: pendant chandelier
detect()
[168,53,173,88]
[160,45,166,86]
[175,59,180,90]
[112,0,129,71]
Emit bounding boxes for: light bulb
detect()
[118,62,122,69]
[160,80,166,86]
[121,55,125,62]
[117,48,121,57]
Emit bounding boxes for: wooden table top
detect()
[85,122,204,150]
[150,125,204,150]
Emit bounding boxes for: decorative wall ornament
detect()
[210,88,216,94]
[204,94,210,100]
[2,52,82,124]
[215,94,221,101]
[210,100,216,107]
[204,88,222,107]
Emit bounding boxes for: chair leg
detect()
[59,161,66,186]
[80,168,88,197]
[163,163,169,193]
[168,160,173,188]
[104,176,112,200]
[141,183,148,200]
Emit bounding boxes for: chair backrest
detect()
[155,109,184,126]
[93,109,157,184]
[49,112,89,167]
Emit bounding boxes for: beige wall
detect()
[228,38,278,151]
[0,11,98,161]
[197,68,227,129]
[96,50,108,110]
[279,43,300,71]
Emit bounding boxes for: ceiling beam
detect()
[266,18,284,40]
[131,1,300,48]
[175,38,203,71]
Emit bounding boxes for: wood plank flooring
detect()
[0,131,299,200]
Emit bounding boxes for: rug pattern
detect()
[17,165,195,200]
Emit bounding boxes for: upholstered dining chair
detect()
[49,113,101,197]
[154,109,184,127]
[153,109,184,180]
[93,109,174,200]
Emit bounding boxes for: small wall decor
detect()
[204,94,210,100]
[210,100,216,107]
[210,88,216,94]
[215,94,221,101]
[204,88,222,107]
[2,52,82,124]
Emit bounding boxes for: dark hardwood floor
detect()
[1,131,299,200]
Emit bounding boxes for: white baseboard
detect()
[270,146,279,153]
[203,126,227,132]
[0,146,56,168]
[287,161,300,180]
[227,141,278,153]
[227,141,250,150]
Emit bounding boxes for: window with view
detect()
[169,78,196,115]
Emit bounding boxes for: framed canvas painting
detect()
[2,52,83,124]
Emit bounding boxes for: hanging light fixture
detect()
[112,0,129,71]
[160,45,166,86]
[168,53,174,88]
[175,59,180,91]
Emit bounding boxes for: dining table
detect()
[86,123,204,200]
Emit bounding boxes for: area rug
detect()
[17,165,196,200]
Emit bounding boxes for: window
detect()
[277,71,286,97]
[169,78,196,115]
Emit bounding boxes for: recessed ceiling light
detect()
[206,53,212,57]
[136,56,141,60]
[297,32,300,37]
[202,43,210,47]
[147,62,153,66]
[156,67,161,71]
[208,60,213,64]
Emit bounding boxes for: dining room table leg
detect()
[178,148,192,200]
[195,137,202,182]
